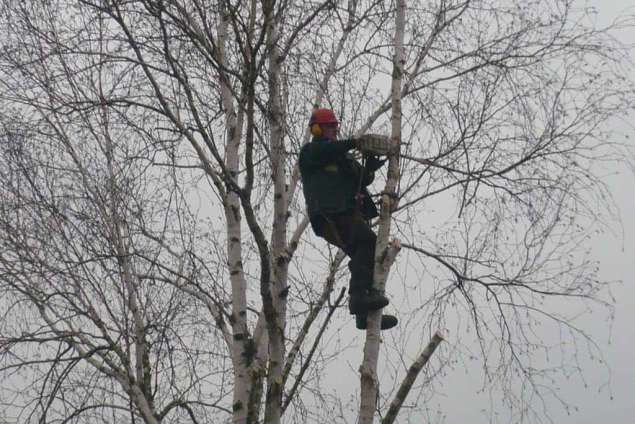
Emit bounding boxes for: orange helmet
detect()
[308,108,339,126]
[308,108,339,137]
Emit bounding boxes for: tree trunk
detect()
[216,4,251,422]
[358,1,406,422]
[263,1,287,422]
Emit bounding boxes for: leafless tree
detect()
[0,0,633,423]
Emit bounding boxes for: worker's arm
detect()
[300,138,357,170]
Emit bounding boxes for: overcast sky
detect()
[435,1,635,422]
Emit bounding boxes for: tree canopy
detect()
[0,0,633,423]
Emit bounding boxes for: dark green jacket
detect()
[299,137,378,235]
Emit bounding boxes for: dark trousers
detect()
[319,209,376,295]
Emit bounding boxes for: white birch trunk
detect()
[217,4,251,422]
[225,109,250,424]
[247,316,270,421]
[358,1,406,423]
[263,1,287,422]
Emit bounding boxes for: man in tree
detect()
[300,108,398,330]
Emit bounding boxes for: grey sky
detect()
[434,1,635,422]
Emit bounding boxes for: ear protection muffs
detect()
[310,123,322,137]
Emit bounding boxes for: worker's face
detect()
[321,123,339,141]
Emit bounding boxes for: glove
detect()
[365,154,387,172]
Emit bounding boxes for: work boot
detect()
[348,290,389,315]
[355,313,398,330]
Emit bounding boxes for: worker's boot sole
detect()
[355,314,398,330]
[349,292,389,315]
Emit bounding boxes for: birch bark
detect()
[263,0,287,420]
[217,4,251,422]
[358,1,406,422]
